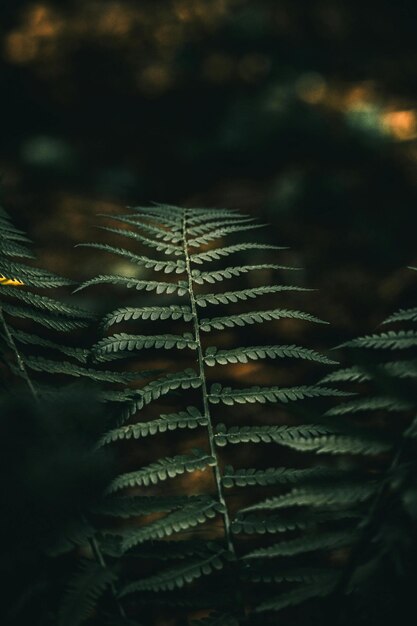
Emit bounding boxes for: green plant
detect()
[0,204,129,626]
[75,204,353,625]
[2,200,417,626]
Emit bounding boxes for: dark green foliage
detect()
[0,204,100,395]
[3,201,417,626]
[78,203,345,624]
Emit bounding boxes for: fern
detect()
[0,204,129,626]
[259,265,417,622]
[77,203,345,624]
[0,205,95,396]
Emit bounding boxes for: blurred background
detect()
[1,0,417,340]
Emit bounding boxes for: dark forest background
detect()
[1,0,417,345]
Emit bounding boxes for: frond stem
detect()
[182,210,236,556]
[0,305,39,402]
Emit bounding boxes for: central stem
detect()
[181,209,236,557]
[0,305,39,402]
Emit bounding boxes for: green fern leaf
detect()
[192,264,300,284]
[0,238,35,259]
[339,330,417,350]
[204,345,337,366]
[0,303,90,330]
[121,497,224,548]
[209,383,349,405]
[254,578,336,613]
[222,465,336,488]
[94,495,208,518]
[12,329,89,362]
[107,449,216,493]
[93,332,197,361]
[187,217,255,236]
[190,243,287,264]
[199,308,327,331]
[96,219,182,255]
[102,305,193,329]
[119,549,227,595]
[244,530,356,560]
[382,306,417,324]
[23,356,139,383]
[240,482,377,513]
[75,275,188,296]
[196,285,311,307]
[77,243,186,273]
[58,559,117,626]
[123,369,202,420]
[244,565,335,584]
[232,509,359,535]
[214,423,390,455]
[0,285,93,318]
[98,407,208,446]
[187,223,265,247]
[325,396,413,416]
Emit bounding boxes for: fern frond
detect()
[196,285,311,307]
[214,423,390,455]
[339,330,417,350]
[58,559,117,626]
[12,329,89,362]
[77,242,186,273]
[23,356,138,383]
[321,360,417,384]
[209,383,349,406]
[232,509,359,535]
[75,275,188,296]
[382,307,417,324]
[94,495,207,518]
[123,369,201,419]
[96,220,182,255]
[240,482,377,513]
[107,449,216,493]
[121,497,224,548]
[1,259,74,287]
[0,303,89,331]
[244,565,335,584]
[102,305,193,329]
[192,264,300,284]
[187,223,265,248]
[0,238,35,259]
[199,308,327,331]
[98,407,208,446]
[325,396,413,416]
[187,217,256,236]
[93,333,197,361]
[204,345,337,366]
[186,209,244,226]
[119,549,227,595]
[0,285,93,318]
[244,530,356,559]
[254,577,336,613]
[222,465,336,488]
[190,243,287,264]
[0,274,24,286]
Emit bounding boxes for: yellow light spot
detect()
[0,275,24,287]
[382,109,417,141]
